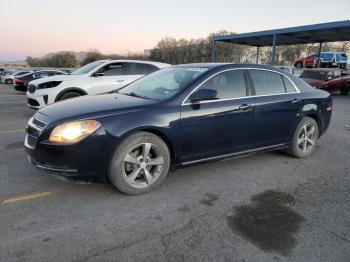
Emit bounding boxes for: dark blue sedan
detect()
[25,63,332,195]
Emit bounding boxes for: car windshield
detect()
[119,67,208,101]
[71,61,106,75]
[300,71,327,80]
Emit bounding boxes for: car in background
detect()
[1,70,32,84]
[0,69,15,82]
[300,68,350,95]
[26,60,170,108]
[294,52,348,69]
[25,63,332,195]
[14,70,66,92]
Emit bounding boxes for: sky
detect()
[0,0,349,61]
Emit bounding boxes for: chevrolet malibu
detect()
[25,64,332,195]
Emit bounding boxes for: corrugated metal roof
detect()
[213,20,350,46]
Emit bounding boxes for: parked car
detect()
[0,69,15,82]
[294,52,348,69]
[300,68,350,95]
[14,70,66,92]
[1,70,32,84]
[25,63,332,195]
[26,60,170,108]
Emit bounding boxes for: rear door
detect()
[91,62,125,94]
[179,69,255,163]
[248,69,301,148]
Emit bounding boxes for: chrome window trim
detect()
[181,67,300,106]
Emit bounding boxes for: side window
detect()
[125,63,158,75]
[249,70,285,95]
[198,70,247,99]
[38,72,49,78]
[282,75,296,93]
[99,63,123,76]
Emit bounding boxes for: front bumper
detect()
[24,117,119,183]
[26,91,48,109]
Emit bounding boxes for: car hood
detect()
[30,74,83,85]
[38,93,158,121]
[301,78,324,87]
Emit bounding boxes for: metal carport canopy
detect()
[211,20,350,64]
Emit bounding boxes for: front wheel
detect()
[58,91,82,101]
[108,132,171,195]
[287,117,319,158]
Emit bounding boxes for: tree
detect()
[26,53,78,68]
[81,50,106,66]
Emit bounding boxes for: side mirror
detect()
[190,89,218,103]
[93,72,104,77]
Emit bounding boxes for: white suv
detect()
[26,60,170,108]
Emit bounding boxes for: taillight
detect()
[15,79,24,84]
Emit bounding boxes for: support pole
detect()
[256,46,260,63]
[271,34,277,65]
[317,42,323,68]
[211,40,216,62]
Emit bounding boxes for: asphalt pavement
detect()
[0,83,349,262]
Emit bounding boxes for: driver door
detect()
[179,69,255,163]
[91,62,126,94]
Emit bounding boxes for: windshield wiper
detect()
[121,92,151,100]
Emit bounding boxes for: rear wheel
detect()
[108,132,170,195]
[287,117,319,158]
[58,91,82,101]
[5,79,12,84]
[295,62,303,68]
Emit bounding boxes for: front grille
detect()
[32,118,46,128]
[26,134,37,148]
[27,125,40,137]
[25,117,47,149]
[28,84,36,93]
[28,98,40,107]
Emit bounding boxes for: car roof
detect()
[104,59,170,68]
[173,63,286,72]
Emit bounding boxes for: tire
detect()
[5,79,12,84]
[58,91,82,101]
[287,117,319,158]
[295,62,303,69]
[340,84,350,95]
[108,131,171,195]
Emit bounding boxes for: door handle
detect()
[291,99,301,104]
[238,104,253,111]
[117,80,125,83]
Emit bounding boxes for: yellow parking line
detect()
[1,192,51,205]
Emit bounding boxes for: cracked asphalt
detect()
[0,83,349,262]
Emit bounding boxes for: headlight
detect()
[49,120,101,144]
[38,81,62,89]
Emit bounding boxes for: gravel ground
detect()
[0,83,349,262]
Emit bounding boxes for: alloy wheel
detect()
[297,123,316,153]
[122,143,164,189]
